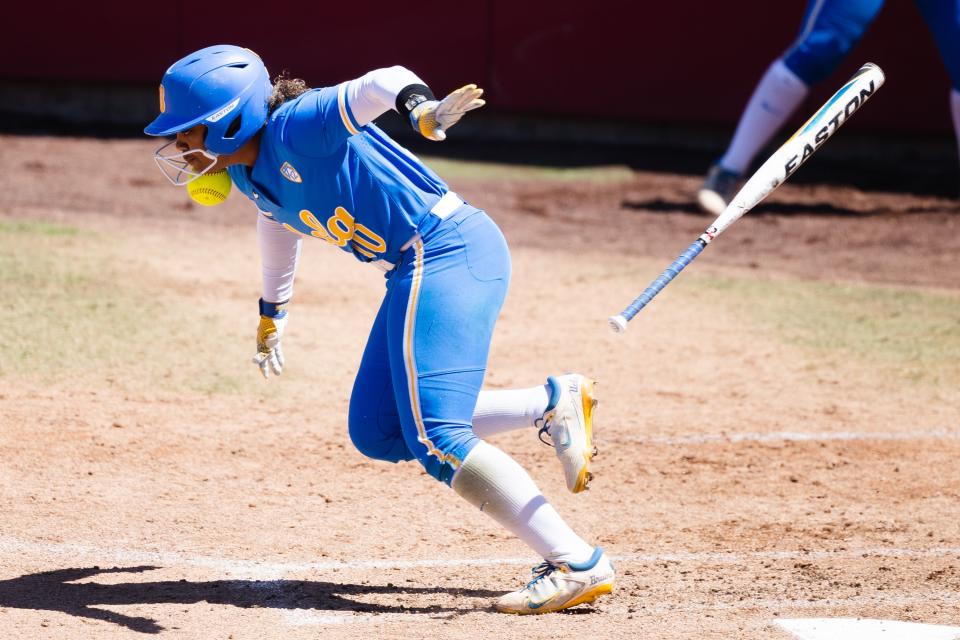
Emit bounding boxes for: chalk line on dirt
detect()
[611,428,960,446]
[275,594,960,627]
[2,536,959,579]
[775,617,960,640]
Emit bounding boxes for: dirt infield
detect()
[2,135,959,639]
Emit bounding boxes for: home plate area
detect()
[776,618,960,640]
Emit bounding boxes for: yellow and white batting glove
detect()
[252,299,288,379]
[410,84,485,141]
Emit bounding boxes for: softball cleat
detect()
[496,547,615,615]
[538,374,598,493]
[697,163,742,216]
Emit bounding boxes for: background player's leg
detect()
[951,90,960,175]
[781,0,884,85]
[699,0,883,215]
[912,0,960,180]
[717,59,809,176]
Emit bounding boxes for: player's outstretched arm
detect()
[343,67,484,141]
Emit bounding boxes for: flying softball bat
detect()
[609,62,885,333]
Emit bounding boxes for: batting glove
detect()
[252,299,288,379]
[410,84,485,141]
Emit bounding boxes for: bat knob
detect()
[608,315,628,334]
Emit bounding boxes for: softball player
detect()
[699,0,960,214]
[144,45,614,614]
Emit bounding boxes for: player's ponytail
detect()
[269,71,311,113]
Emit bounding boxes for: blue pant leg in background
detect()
[914,0,960,91]
[784,0,885,85]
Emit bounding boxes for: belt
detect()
[370,192,464,272]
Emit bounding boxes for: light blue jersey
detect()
[228,84,451,266]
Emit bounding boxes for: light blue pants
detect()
[347,205,511,485]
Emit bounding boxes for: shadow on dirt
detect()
[0,565,500,633]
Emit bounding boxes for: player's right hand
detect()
[410,84,485,141]
[252,299,288,379]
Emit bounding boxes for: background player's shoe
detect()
[538,374,598,493]
[697,164,742,216]
[496,547,615,614]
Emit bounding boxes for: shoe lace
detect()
[526,560,560,589]
[535,411,555,448]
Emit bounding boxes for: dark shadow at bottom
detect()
[0,565,501,634]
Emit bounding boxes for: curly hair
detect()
[268,72,311,113]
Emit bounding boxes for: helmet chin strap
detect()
[153,139,221,186]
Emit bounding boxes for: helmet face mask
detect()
[152,139,220,186]
[144,45,272,181]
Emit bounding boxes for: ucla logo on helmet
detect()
[280,161,302,183]
[159,85,166,113]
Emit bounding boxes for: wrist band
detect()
[259,298,289,318]
[396,83,436,125]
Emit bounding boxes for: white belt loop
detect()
[430,191,464,219]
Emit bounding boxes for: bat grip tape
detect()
[620,238,707,322]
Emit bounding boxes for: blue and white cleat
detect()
[496,547,615,614]
[539,374,598,493]
[697,163,742,216]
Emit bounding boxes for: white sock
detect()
[720,59,810,174]
[950,89,960,167]
[452,441,594,565]
[471,385,551,438]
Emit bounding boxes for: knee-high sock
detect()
[452,441,594,565]
[720,58,810,174]
[950,89,960,169]
[471,385,550,438]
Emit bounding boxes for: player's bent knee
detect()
[401,424,480,485]
[785,34,855,85]
[785,0,881,86]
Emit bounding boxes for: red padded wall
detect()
[1,1,950,133]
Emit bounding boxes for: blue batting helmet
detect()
[144,45,271,155]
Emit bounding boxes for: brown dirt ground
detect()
[1,136,960,639]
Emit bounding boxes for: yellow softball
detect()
[186,170,232,206]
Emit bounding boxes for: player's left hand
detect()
[410,84,485,141]
[252,299,288,379]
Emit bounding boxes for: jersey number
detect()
[284,207,387,258]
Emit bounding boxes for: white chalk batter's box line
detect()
[611,428,960,446]
[2,536,959,578]
[279,593,960,627]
